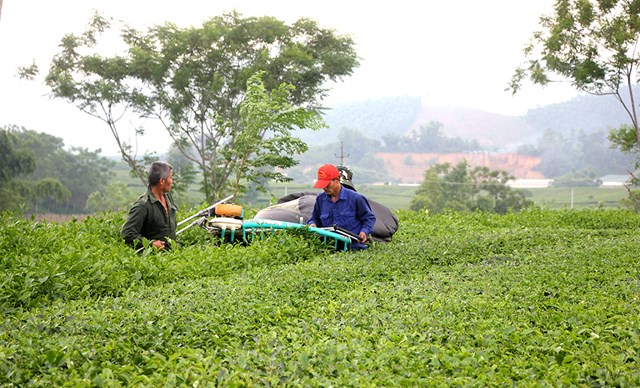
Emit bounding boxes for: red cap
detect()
[313,164,340,188]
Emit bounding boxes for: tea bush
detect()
[1,208,639,385]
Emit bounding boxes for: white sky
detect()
[0,0,578,155]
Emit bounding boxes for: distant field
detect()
[263,182,629,210]
[111,166,629,211]
[525,186,628,209]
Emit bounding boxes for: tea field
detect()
[262,182,629,210]
[1,208,639,385]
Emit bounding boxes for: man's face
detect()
[323,178,340,196]
[159,170,174,193]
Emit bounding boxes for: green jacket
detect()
[121,188,177,248]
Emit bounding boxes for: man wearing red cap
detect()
[308,164,376,250]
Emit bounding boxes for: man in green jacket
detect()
[121,161,177,250]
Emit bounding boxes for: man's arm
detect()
[121,202,146,247]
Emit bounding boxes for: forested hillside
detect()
[292,93,636,183]
[526,93,631,138]
[300,96,423,144]
[316,93,633,150]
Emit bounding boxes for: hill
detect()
[311,93,632,151]
[407,106,532,150]
[525,93,631,137]
[300,96,423,144]
[289,93,636,182]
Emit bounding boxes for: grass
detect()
[526,186,628,209]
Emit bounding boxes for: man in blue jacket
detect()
[307,164,376,250]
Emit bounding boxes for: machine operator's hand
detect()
[152,240,166,250]
[358,231,367,243]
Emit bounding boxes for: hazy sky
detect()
[0,0,577,155]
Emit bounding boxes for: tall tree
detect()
[410,161,532,214]
[86,181,136,213]
[2,125,114,213]
[228,72,324,196]
[0,129,35,182]
[11,128,114,212]
[30,177,72,215]
[165,143,197,198]
[509,0,640,164]
[21,11,358,200]
[0,128,36,211]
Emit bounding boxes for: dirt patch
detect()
[376,152,544,183]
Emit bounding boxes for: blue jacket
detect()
[308,187,376,249]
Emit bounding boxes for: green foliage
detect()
[0,129,35,181]
[511,0,640,161]
[223,72,325,196]
[0,128,36,211]
[609,123,640,167]
[410,160,533,214]
[533,128,634,178]
[1,208,640,385]
[86,181,137,212]
[29,178,72,212]
[620,188,640,212]
[0,211,327,314]
[384,121,480,152]
[1,125,115,213]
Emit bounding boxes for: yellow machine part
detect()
[215,203,243,218]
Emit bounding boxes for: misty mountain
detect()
[525,93,630,138]
[304,92,634,151]
[299,96,423,145]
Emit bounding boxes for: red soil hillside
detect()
[376,152,544,184]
